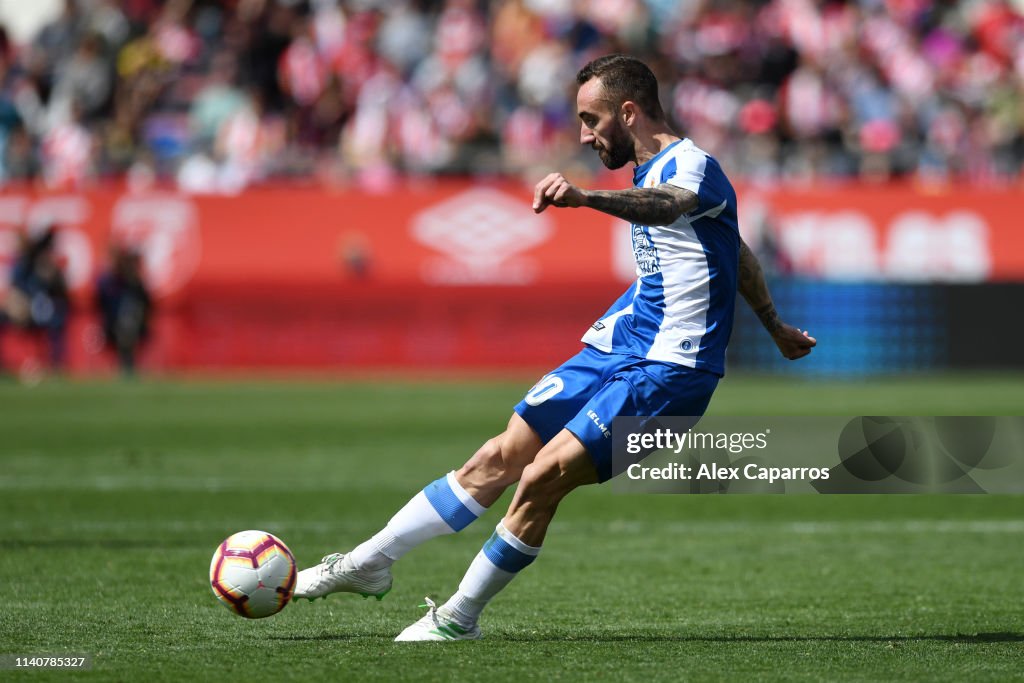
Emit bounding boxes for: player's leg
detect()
[452,413,543,507]
[394,360,720,640]
[293,348,608,602]
[345,413,542,569]
[395,430,597,641]
[293,413,543,601]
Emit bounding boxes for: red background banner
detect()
[1,181,1020,373]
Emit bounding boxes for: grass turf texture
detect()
[1,375,1022,682]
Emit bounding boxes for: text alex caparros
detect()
[624,428,831,483]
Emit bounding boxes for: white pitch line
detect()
[0,476,393,492]
[553,519,1024,535]
[1,519,368,534]
[784,519,1024,534]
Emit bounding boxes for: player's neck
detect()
[633,129,681,166]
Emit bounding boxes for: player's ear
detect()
[620,101,639,127]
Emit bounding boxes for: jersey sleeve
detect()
[662,150,731,217]
[662,149,705,195]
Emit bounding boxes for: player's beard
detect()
[594,121,634,170]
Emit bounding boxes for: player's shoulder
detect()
[652,138,716,186]
[666,138,715,166]
[675,137,700,152]
[671,138,732,181]
[656,138,710,174]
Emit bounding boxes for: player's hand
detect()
[771,324,816,360]
[533,173,586,213]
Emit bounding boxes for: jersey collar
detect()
[633,139,684,187]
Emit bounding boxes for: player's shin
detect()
[443,521,541,625]
[348,471,488,570]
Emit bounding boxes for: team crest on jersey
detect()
[631,224,660,276]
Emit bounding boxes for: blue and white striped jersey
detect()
[581,138,740,376]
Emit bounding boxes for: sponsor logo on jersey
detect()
[631,224,660,276]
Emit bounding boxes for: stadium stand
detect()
[0,0,1021,189]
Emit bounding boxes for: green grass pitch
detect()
[1,374,1022,681]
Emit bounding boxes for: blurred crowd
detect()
[0,0,1021,192]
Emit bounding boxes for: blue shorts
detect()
[514,345,719,482]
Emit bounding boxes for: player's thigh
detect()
[564,363,719,482]
[513,346,613,444]
[461,346,616,492]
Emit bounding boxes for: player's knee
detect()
[458,435,522,488]
[516,459,570,509]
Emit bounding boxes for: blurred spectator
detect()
[3,124,41,181]
[30,0,82,95]
[0,0,1020,189]
[49,32,113,125]
[41,99,96,187]
[95,244,152,376]
[0,225,70,371]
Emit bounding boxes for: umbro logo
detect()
[411,188,553,284]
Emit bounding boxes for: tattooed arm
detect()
[738,239,781,334]
[532,172,697,226]
[738,239,816,360]
[581,185,698,226]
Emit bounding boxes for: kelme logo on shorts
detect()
[587,410,611,438]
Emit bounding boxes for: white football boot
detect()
[394,597,482,642]
[292,553,392,601]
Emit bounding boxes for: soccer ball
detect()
[209,530,297,619]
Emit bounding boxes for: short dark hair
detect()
[576,54,665,121]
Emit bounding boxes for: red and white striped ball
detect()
[210,530,297,619]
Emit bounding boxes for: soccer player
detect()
[293,54,816,641]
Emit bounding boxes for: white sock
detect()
[349,471,487,571]
[444,521,541,625]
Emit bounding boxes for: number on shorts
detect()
[525,375,564,406]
